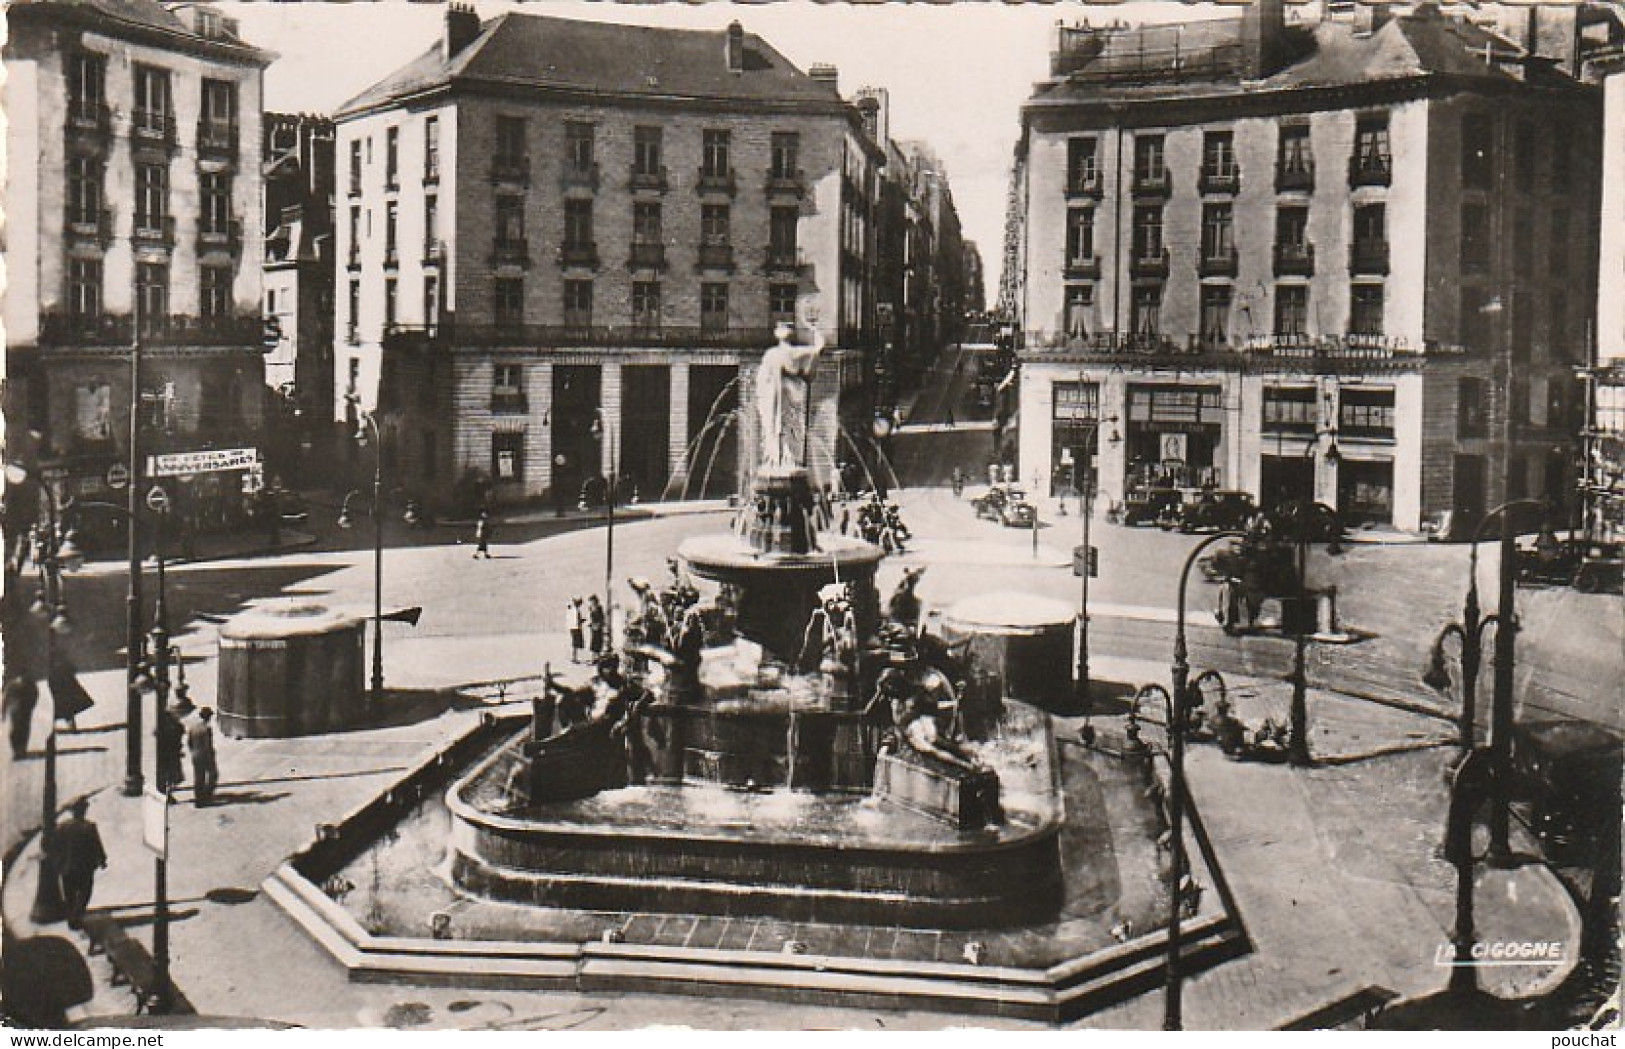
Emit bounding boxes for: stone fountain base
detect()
[446,719,1063,929]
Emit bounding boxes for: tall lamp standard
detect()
[590,409,617,644]
[345,409,386,702]
[122,325,146,796]
[1422,496,1547,861]
[1281,431,1342,767]
[24,486,82,925]
[1164,529,1245,1031]
[1074,412,1120,706]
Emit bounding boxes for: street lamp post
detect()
[1165,529,1245,1031]
[592,409,616,645]
[26,489,79,926]
[144,517,174,1015]
[1074,414,1120,706]
[1284,436,1340,767]
[123,330,146,796]
[350,411,386,701]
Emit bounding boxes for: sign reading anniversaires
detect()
[147,447,259,478]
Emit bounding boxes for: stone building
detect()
[3,0,273,537]
[1013,0,1601,533]
[333,7,887,511]
[1585,29,1625,543]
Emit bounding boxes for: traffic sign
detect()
[1072,544,1099,578]
[106,463,131,490]
[145,485,170,513]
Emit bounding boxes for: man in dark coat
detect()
[473,510,493,559]
[4,674,39,759]
[156,701,186,794]
[53,798,107,929]
[187,707,219,807]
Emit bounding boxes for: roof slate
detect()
[339,12,842,117]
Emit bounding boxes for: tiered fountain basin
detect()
[445,705,1063,929]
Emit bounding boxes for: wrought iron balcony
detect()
[629,166,669,192]
[422,238,444,265]
[66,100,111,136]
[697,243,735,270]
[491,237,530,268]
[489,391,529,415]
[196,219,242,257]
[394,321,776,350]
[1132,168,1171,197]
[1349,240,1390,276]
[1275,163,1314,193]
[197,119,237,160]
[64,206,114,247]
[131,109,176,148]
[1198,164,1240,195]
[1063,255,1101,280]
[1065,170,1102,198]
[490,154,530,186]
[1273,242,1315,276]
[766,169,806,197]
[1348,153,1392,188]
[559,243,599,269]
[1198,245,1239,278]
[1129,247,1170,278]
[39,311,263,347]
[765,248,805,274]
[561,163,600,192]
[628,242,667,269]
[132,215,176,249]
[697,168,737,196]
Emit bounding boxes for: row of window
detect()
[1052,380,1397,438]
[352,115,803,194]
[1063,110,1574,197]
[1065,201,1387,275]
[67,52,239,141]
[346,276,801,338]
[66,259,235,322]
[1061,282,1385,341]
[66,157,236,239]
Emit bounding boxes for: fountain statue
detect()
[444,308,1062,928]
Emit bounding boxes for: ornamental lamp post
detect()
[1074,412,1120,707]
[351,412,386,702]
[25,486,78,926]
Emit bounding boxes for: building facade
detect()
[262,112,336,482]
[4,0,272,536]
[1014,1,1600,533]
[1585,37,1625,542]
[334,8,886,511]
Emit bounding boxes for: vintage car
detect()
[1118,486,1184,528]
[1181,490,1259,534]
[972,485,1036,528]
[1517,536,1624,594]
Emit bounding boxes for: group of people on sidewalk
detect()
[156,700,219,807]
[564,594,609,663]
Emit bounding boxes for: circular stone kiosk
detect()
[217,602,366,738]
[943,593,1077,714]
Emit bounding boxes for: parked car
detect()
[1265,500,1345,545]
[997,491,1037,529]
[1118,486,1184,528]
[971,486,1010,521]
[1517,535,1624,594]
[1181,490,1258,534]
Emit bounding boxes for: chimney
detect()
[725,21,745,74]
[1241,0,1288,79]
[444,3,481,62]
[855,95,880,141]
[809,63,839,94]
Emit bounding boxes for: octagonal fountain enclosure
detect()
[217,601,367,738]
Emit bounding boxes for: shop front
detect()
[1124,383,1225,492]
[1049,380,1102,497]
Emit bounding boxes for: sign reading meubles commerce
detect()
[147,447,259,477]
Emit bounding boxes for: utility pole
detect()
[122,327,145,796]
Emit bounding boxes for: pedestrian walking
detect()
[187,707,219,807]
[473,509,493,559]
[587,595,607,656]
[566,596,586,663]
[951,467,964,498]
[156,700,187,794]
[4,674,39,759]
[52,798,107,929]
[46,650,94,733]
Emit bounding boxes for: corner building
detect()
[1015,1,1599,532]
[334,7,882,510]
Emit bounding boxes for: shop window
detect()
[492,432,524,483]
[1338,387,1395,439]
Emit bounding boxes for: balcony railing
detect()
[1276,163,1314,193]
[1024,329,1470,362]
[766,169,806,197]
[765,248,804,274]
[490,391,528,414]
[1129,247,1170,278]
[131,109,176,147]
[561,163,600,191]
[39,311,264,347]
[490,155,530,186]
[559,243,599,268]
[628,242,667,269]
[1198,245,1239,277]
[132,215,176,248]
[422,238,444,265]
[697,243,735,270]
[1132,169,1170,197]
[491,238,530,268]
[1065,170,1102,198]
[66,99,111,135]
[1063,255,1101,280]
[697,169,737,195]
[386,321,776,350]
[197,219,242,256]
[64,206,114,246]
[1348,153,1392,188]
[197,119,237,159]
[1273,242,1315,276]
[1349,240,1390,275]
[424,155,440,184]
[1198,164,1240,194]
[629,166,669,192]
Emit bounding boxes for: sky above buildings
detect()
[223,1,1232,305]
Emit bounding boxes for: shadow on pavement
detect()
[1,931,96,1028]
